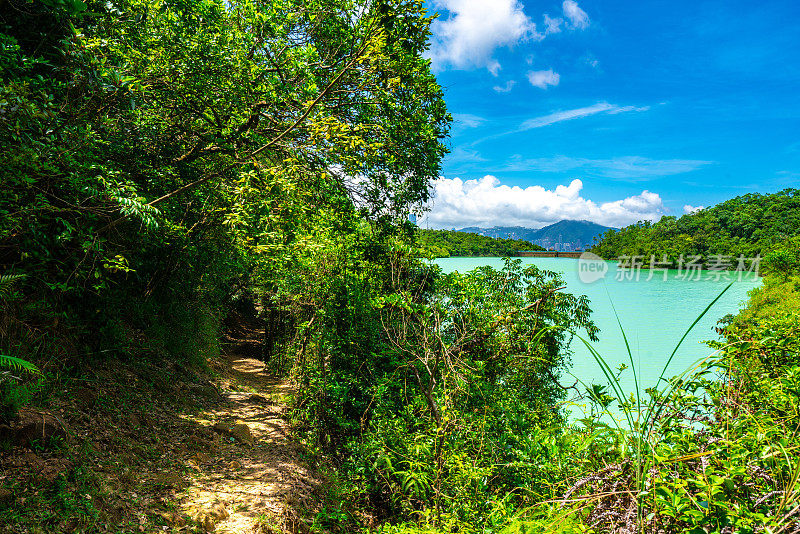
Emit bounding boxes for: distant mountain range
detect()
[459,220,614,249]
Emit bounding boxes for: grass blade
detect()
[643,282,733,431]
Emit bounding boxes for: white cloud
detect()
[562,0,590,29]
[469,102,651,146]
[544,14,563,35]
[448,146,487,163]
[607,105,652,114]
[452,113,485,130]
[428,0,590,74]
[493,80,516,93]
[502,155,714,181]
[527,69,560,89]
[580,52,603,71]
[421,176,665,229]
[683,204,705,214]
[429,0,534,73]
[519,102,649,129]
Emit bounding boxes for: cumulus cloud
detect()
[428,0,590,74]
[493,80,516,93]
[421,176,665,229]
[428,0,534,73]
[527,69,560,89]
[683,204,705,214]
[562,0,590,29]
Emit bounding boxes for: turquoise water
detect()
[435,257,761,419]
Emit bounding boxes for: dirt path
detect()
[0,316,325,533]
[179,348,320,533]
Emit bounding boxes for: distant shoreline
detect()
[511,250,583,258]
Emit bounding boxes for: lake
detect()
[435,256,762,419]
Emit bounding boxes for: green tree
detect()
[591,189,800,267]
[0,0,449,360]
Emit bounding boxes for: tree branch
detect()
[98,40,371,235]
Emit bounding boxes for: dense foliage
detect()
[0,0,597,531]
[416,229,543,258]
[0,0,448,365]
[591,189,800,265]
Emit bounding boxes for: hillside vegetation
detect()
[591,189,800,265]
[417,229,543,257]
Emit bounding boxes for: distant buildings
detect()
[531,238,586,252]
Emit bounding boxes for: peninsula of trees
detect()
[417,228,544,257]
[591,189,800,266]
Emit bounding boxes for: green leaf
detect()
[0,354,39,374]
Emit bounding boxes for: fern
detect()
[0,274,38,376]
[0,354,39,374]
[0,273,24,300]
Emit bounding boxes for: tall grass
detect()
[578,282,732,532]
[525,282,735,532]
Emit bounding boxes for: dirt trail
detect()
[180,345,320,533]
[0,316,323,533]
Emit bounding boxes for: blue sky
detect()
[420,0,800,229]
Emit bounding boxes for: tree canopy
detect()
[1,0,449,340]
[591,189,800,264]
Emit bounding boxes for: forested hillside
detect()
[461,220,613,246]
[591,189,800,264]
[417,228,543,257]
